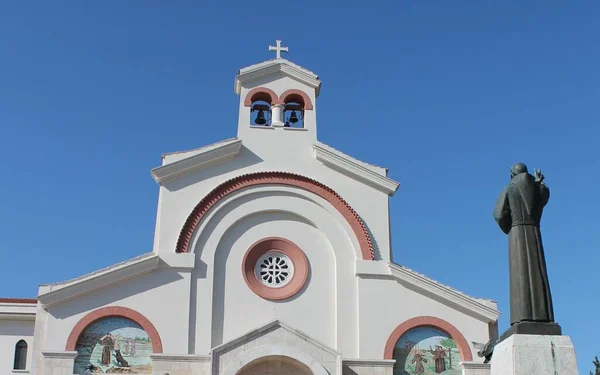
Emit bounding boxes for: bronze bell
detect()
[255,110,267,125]
[288,110,299,124]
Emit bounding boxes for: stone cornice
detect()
[36,252,195,309]
[41,351,78,359]
[150,354,210,362]
[342,359,396,367]
[313,143,400,196]
[460,361,491,370]
[37,253,160,309]
[151,139,242,184]
[235,59,322,96]
[0,312,36,321]
[389,263,500,323]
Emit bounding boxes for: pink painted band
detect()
[243,87,314,110]
[242,237,309,300]
[175,172,375,260]
[65,306,163,353]
[244,87,279,107]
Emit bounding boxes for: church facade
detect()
[0,42,499,375]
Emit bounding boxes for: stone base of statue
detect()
[490,334,579,375]
[498,321,562,342]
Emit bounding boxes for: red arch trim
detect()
[383,316,473,361]
[65,306,163,353]
[175,171,375,260]
[279,89,313,110]
[244,87,279,106]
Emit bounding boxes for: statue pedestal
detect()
[490,334,579,375]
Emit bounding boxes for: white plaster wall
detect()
[190,186,360,357]
[41,267,191,355]
[153,142,391,262]
[0,320,34,373]
[357,276,492,361]
[216,214,335,346]
[153,69,393,262]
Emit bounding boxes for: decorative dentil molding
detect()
[0,312,36,321]
[313,143,400,196]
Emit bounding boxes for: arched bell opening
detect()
[250,100,272,126]
[283,101,304,128]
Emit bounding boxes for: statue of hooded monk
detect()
[493,162,558,328]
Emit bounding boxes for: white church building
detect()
[0,42,500,375]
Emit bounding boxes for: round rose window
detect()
[242,237,309,300]
[256,251,295,288]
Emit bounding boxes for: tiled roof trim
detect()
[176,171,375,260]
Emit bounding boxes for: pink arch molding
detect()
[383,316,473,361]
[175,171,375,260]
[65,306,163,353]
[244,87,279,106]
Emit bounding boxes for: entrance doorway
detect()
[237,355,313,375]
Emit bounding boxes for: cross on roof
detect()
[268,40,288,59]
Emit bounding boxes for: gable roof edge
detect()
[212,319,340,357]
[389,263,500,323]
[37,253,160,309]
[151,138,242,184]
[235,59,322,96]
[313,142,400,196]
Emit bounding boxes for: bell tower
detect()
[234,41,322,144]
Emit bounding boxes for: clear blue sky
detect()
[1,1,598,372]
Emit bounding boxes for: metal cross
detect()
[268,40,289,59]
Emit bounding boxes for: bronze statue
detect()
[493,162,561,338]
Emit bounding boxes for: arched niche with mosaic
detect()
[73,316,153,374]
[393,326,461,375]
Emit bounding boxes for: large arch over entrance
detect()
[175,171,375,259]
[238,356,312,375]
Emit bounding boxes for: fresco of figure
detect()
[98,333,114,366]
[411,353,427,375]
[429,346,447,373]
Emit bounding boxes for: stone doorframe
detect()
[211,320,341,375]
[221,345,328,375]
